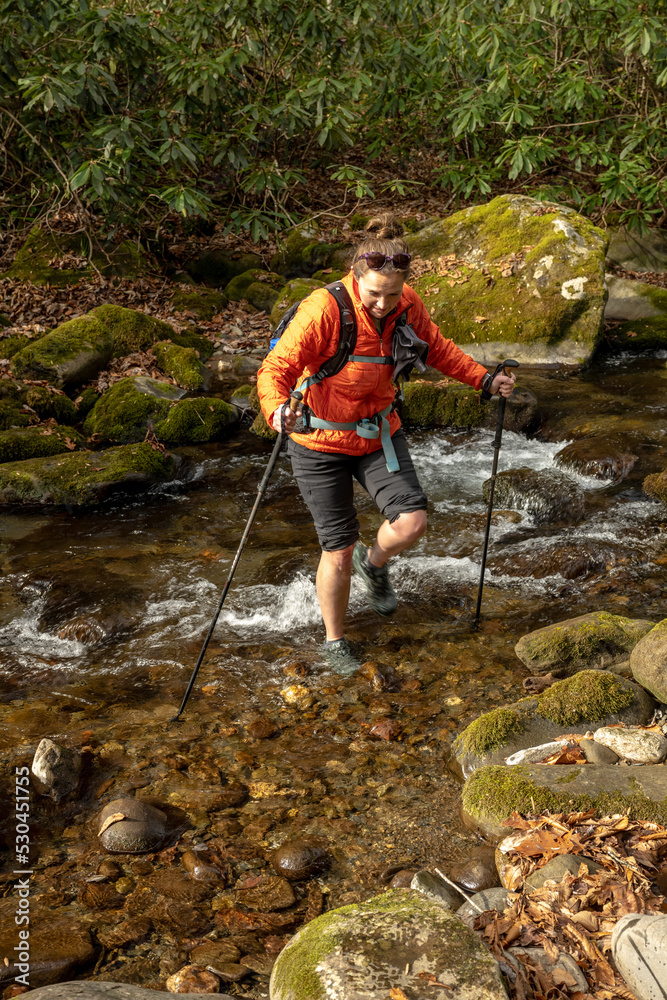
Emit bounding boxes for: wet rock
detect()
[16,987,237,1000]
[98,797,168,853]
[269,888,508,1000]
[240,953,275,976]
[0,901,96,991]
[484,467,584,524]
[506,948,588,992]
[580,737,620,765]
[272,837,331,881]
[165,965,220,993]
[236,875,296,911]
[97,917,152,949]
[524,854,604,891]
[12,316,113,388]
[489,539,610,581]
[516,611,655,675]
[456,888,510,928]
[388,869,418,888]
[409,195,608,366]
[204,962,249,983]
[505,740,568,766]
[462,762,667,841]
[147,868,211,903]
[79,881,126,910]
[181,847,224,884]
[554,435,638,482]
[247,716,279,739]
[449,846,500,893]
[453,670,653,779]
[358,660,400,691]
[631,618,667,702]
[31,738,81,801]
[153,341,213,391]
[280,683,314,710]
[189,940,241,966]
[592,726,667,764]
[369,718,402,741]
[0,425,85,465]
[611,912,667,1000]
[410,870,465,910]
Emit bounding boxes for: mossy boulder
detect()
[1,226,148,286]
[171,286,228,321]
[12,316,113,388]
[0,442,175,507]
[484,467,584,524]
[605,317,667,352]
[225,269,286,313]
[312,268,345,282]
[23,386,76,424]
[462,762,667,841]
[89,304,175,356]
[401,381,485,429]
[630,618,667,703]
[270,224,350,280]
[644,467,667,504]
[270,889,508,1000]
[0,401,29,430]
[84,377,186,443]
[453,670,652,780]
[0,426,83,464]
[606,225,667,273]
[167,328,215,361]
[186,250,263,287]
[155,397,238,445]
[153,341,211,391]
[75,387,99,421]
[0,333,35,359]
[515,610,656,675]
[248,386,277,441]
[409,195,608,365]
[269,277,326,328]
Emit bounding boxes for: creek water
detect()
[0,354,666,994]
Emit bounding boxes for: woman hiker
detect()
[257,215,515,674]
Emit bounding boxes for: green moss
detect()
[225,269,284,301]
[401,381,484,429]
[349,213,370,230]
[644,468,667,504]
[0,426,83,464]
[24,386,76,424]
[1,227,148,286]
[0,334,34,359]
[454,706,526,757]
[270,226,349,279]
[11,317,113,386]
[83,377,176,443]
[165,328,214,360]
[171,287,228,321]
[605,317,667,352]
[153,341,207,390]
[244,281,281,314]
[269,277,326,328]
[555,768,582,784]
[0,401,29,430]
[0,442,174,506]
[537,670,635,727]
[312,269,345,282]
[515,611,654,673]
[155,397,237,444]
[75,387,99,421]
[0,313,10,329]
[89,304,175,356]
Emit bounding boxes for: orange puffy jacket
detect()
[257,271,488,457]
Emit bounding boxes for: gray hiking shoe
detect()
[352,542,398,616]
[321,638,361,676]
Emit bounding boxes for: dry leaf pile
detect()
[480,811,666,1000]
[606,264,667,290]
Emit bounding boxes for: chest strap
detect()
[307,403,398,473]
[299,354,393,392]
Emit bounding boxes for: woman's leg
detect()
[369,509,427,567]
[317,543,355,641]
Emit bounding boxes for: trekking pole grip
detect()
[289,390,302,412]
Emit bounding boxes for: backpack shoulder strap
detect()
[300,282,357,389]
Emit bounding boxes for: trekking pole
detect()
[171,390,303,721]
[473,360,519,627]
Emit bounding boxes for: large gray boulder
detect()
[630,619,667,703]
[611,914,667,1000]
[515,611,655,675]
[269,889,508,1000]
[606,226,667,273]
[409,195,608,365]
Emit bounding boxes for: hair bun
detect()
[365,213,404,241]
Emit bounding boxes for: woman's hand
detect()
[270,403,302,433]
[490,373,516,398]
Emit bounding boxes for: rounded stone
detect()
[98,797,168,854]
[631,619,667,703]
[247,716,279,739]
[456,888,511,929]
[189,940,241,967]
[612,913,667,1000]
[31,738,81,801]
[236,875,296,911]
[524,854,604,891]
[181,848,224,884]
[579,737,620,765]
[410,870,465,910]
[272,837,331,881]
[449,846,500,893]
[165,965,220,993]
[388,869,418,888]
[592,726,667,764]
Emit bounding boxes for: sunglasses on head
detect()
[358,251,411,271]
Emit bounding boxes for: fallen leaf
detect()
[98,812,126,835]
[474,315,487,323]
[389,989,409,1000]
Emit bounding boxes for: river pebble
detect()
[247,716,279,738]
[236,874,296,911]
[592,726,667,763]
[389,869,418,888]
[580,737,620,764]
[181,847,224,884]
[272,836,331,881]
[165,965,220,993]
[189,941,242,966]
[410,870,465,909]
[449,846,500,892]
[31,738,81,801]
[207,962,249,983]
[505,740,567,765]
[280,683,314,709]
[98,797,168,853]
[369,718,402,741]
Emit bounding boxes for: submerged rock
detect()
[12,316,113,388]
[461,762,667,840]
[165,965,221,993]
[98,796,168,853]
[612,913,667,1000]
[269,889,508,1000]
[236,875,296,911]
[0,442,175,506]
[409,194,608,366]
[515,610,655,675]
[631,618,667,702]
[272,837,331,881]
[0,901,96,991]
[554,436,638,482]
[484,467,584,524]
[644,468,667,506]
[27,986,236,999]
[449,846,499,893]
[31,738,81,801]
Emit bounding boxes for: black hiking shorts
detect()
[287,430,427,551]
